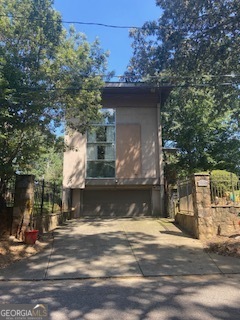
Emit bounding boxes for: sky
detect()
[53,0,160,77]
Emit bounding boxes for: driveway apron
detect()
[1,218,239,280]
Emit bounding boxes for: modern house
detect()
[63,82,170,217]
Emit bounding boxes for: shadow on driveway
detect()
[1,218,240,280]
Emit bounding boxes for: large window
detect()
[87,109,116,178]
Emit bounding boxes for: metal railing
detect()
[210,176,240,206]
[33,180,62,216]
[1,178,16,208]
[2,178,62,214]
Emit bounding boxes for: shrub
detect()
[211,170,239,196]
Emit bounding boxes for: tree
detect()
[127,0,240,81]
[20,136,64,184]
[126,0,240,175]
[163,87,240,175]
[0,0,109,191]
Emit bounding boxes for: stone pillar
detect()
[192,173,213,239]
[12,175,35,239]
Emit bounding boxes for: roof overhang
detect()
[103,82,172,104]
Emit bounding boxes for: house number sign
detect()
[197,179,209,187]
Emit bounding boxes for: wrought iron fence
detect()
[210,176,240,206]
[2,177,62,214]
[33,180,62,216]
[1,178,16,207]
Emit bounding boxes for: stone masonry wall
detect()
[33,211,72,234]
[193,174,240,239]
[175,212,197,238]
[176,173,240,239]
[211,206,240,236]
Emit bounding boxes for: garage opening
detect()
[82,188,152,217]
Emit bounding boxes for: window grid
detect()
[86,109,116,178]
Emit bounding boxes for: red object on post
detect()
[24,230,39,245]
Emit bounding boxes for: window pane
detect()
[96,127,107,142]
[97,146,105,159]
[87,145,97,160]
[87,161,115,178]
[88,126,115,143]
[88,145,115,161]
[106,126,115,142]
[87,131,96,143]
[100,109,115,125]
[105,145,115,160]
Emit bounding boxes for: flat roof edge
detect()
[104,82,171,89]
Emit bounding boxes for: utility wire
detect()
[0,13,238,31]
[0,66,239,82]
[0,14,143,29]
[0,72,239,93]
[0,82,238,95]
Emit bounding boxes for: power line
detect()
[0,82,238,95]
[63,21,141,30]
[0,14,143,30]
[0,62,238,80]
[0,73,239,93]
[0,12,238,32]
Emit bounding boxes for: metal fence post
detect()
[231,173,235,202]
[52,182,56,213]
[40,179,45,216]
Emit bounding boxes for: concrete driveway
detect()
[1,218,240,280]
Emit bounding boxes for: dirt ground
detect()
[0,232,239,270]
[0,234,53,269]
[203,233,240,259]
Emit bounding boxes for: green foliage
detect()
[126,0,240,175]
[20,137,64,184]
[162,87,240,175]
[127,0,240,82]
[33,180,62,216]
[0,0,110,187]
[211,170,238,183]
[49,27,109,133]
[211,170,239,194]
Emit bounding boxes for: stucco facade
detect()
[63,83,170,217]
